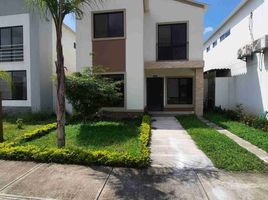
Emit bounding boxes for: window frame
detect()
[166,77,193,105]
[92,10,125,40]
[0,70,27,101]
[0,25,24,62]
[213,40,217,48]
[206,46,210,52]
[157,22,189,61]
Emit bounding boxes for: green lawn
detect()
[205,112,268,153]
[3,113,56,142]
[23,120,142,157]
[177,115,267,172]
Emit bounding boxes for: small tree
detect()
[66,68,121,119]
[0,71,11,143]
[26,0,101,147]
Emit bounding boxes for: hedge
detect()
[0,115,151,168]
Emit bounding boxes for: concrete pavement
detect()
[150,116,214,169]
[0,161,268,200]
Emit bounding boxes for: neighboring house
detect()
[76,0,207,116]
[0,0,76,113]
[204,0,268,116]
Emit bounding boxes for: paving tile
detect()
[197,170,268,200]
[0,160,38,189]
[99,168,208,200]
[2,163,112,200]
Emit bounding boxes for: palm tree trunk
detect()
[55,24,66,148]
[0,92,3,143]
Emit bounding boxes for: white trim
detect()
[0,14,31,107]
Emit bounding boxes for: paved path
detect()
[150,116,214,169]
[200,117,268,164]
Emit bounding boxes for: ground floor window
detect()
[102,74,124,107]
[0,70,27,100]
[167,78,193,105]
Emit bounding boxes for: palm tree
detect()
[0,71,11,143]
[26,0,100,147]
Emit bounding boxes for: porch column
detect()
[195,68,204,116]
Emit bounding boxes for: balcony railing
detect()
[157,42,188,61]
[0,44,24,62]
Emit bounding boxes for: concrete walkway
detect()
[150,116,214,169]
[200,117,268,164]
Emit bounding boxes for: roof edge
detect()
[204,0,250,45]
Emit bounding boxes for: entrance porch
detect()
[145,67,204,116]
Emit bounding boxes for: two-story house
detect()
[204,0,268,115]
[76,0,207,116]
[0,0,76,113]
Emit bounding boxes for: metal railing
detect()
[0,44,23,62]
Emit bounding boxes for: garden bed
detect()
[205,112,268,153]
[0,115,151,168]
[177,115,267,172]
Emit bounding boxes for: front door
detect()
[147,78,164,111]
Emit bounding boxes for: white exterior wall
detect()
[0,14,31,108]
[144,0,204,62]
[76,0,145,111]
[204,0,268,115]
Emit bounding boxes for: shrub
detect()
[0,115,151,168]
[65,68,121,119]
[212,105,268,132]
[16,119,23,129]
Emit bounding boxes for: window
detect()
[0,26,23,62]
[167,78,193,104]
[0,71,27,100]
[220,29,231,42]
[158,23,187,60]
[213,40,217,48]
[206,46,210,52]
[102,74,124,107]
[93,12,124,39]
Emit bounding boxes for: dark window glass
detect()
[0,26,23,62]
[213,40,217,48]
[102,74,124,107]
[0,71,27,100]
[158,23,187,60]
[94,12,124,38]
[167,78,193,105]
[220,29,231,42]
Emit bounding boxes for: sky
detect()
[63,0,243,41]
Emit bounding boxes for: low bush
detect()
[0,115,151,168]
[211,105,268,132]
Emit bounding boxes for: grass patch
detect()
[23,120,142,157]
[177,115,267,172]
[0,115,151,168]
[3,113,56,142]
[205,112,268,153]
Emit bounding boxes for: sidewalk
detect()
[0,160,268,200]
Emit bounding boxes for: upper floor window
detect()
[220,29,230,42]
[213,40,217,48]
[0,70,27,100]
[93,11,124,39]
[206,46,210,52]
[158,23,187,61]
[0,26,23,62]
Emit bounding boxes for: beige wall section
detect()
[195,68,204,116]
[144,0,205,62]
